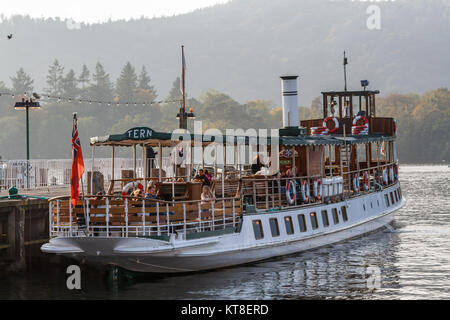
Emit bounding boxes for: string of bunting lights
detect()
[0,91,182,106]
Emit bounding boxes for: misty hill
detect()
[0,0,448,106]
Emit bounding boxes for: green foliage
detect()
[10,68,34,94]
[0,58,447,163]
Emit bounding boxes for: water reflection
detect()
[0,165,449,299]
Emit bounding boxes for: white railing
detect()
[49,196,242,239]
[0,157,172,191]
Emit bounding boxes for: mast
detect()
[343,51,348,92]
[177,45,195,129]
[180,45,187,129]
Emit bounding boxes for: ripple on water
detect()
[0,165,449,299]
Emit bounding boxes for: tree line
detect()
[0,60,448,163]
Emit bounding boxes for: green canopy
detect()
[90,126,394,148]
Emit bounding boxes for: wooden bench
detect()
[213,179,240,198]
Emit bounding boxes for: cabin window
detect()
[385,194,390,207]
[394,190,399,202]
[363,204,366,211]
[377,199,380,207]
[341,206,348,222]
[390,192,395,204]
[370,202,373,209]
[332,208,339,224]
[252,220,264,240]
[298,214,307,232]
[321,210,329,227]
[284,216,294,235]
[398,188,402,199]
[310,212,319,230]
[269,218,280,237]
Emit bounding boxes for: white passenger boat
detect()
[41,75,405,273]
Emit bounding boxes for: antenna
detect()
[343,51,348,91]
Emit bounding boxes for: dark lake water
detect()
[1,165,449,299]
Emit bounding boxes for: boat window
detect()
[332,208,339,224]
[385,194,390,207]
[310,212,319,230]
[377,199,380,207]
[321,210,329,227]
[363,204,366,211]
[394,190,399,202]
[252,220,264,240]
[284,216,294,235]
[398,188,402,199]
[269,218,280,237]
[390,192,395,204]
[370,202,373,209]
[298,214,307,232]
[341,206,348,221]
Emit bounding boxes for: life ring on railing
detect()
[352,115,369,135]
[363,171,369,191]
[353,174,360,193]
[382,169,388,186]
[301,180,310,203]
[286,180,296,205]
[323,117,339,134]
[313,179,322,200]
[122,181,143,199]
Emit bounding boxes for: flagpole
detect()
[73,112,88,234]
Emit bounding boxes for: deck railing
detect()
[49,195,242,239]
[227,162,399,211]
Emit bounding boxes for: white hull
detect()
[42,183,404,273]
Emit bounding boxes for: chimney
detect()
[280,76,299,128]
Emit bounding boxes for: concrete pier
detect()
[0,199,49,271]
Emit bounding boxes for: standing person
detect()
[251,155,265,174]
[146,146,157,177]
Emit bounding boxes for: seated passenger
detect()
[131,188,144,201]
[201,185,215,205]
[194,169,211,186]
[204,170,212,181]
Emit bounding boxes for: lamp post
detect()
[14,97,40,188]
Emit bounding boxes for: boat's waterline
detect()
[41,183,404,273]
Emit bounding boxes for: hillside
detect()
[0,0,448,105]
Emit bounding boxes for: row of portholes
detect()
[252,206,349,240]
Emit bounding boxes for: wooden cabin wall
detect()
[307,146,323,177]
[296,146,307,177]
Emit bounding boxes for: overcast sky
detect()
[0,0,230,23]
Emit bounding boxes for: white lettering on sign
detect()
[126,128,153,140]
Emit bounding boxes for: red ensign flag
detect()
[71,113,85,207]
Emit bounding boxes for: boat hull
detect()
[42,183,404,273]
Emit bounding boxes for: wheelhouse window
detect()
[252,220,264,240]
[385,194,390,207]
[332,208,339,224]
[298,214,307,232]
[310,212,319,230]
[341,206,348,222]
[321,210,329,227]
[284,216,294,235]
[269,218,280,237]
